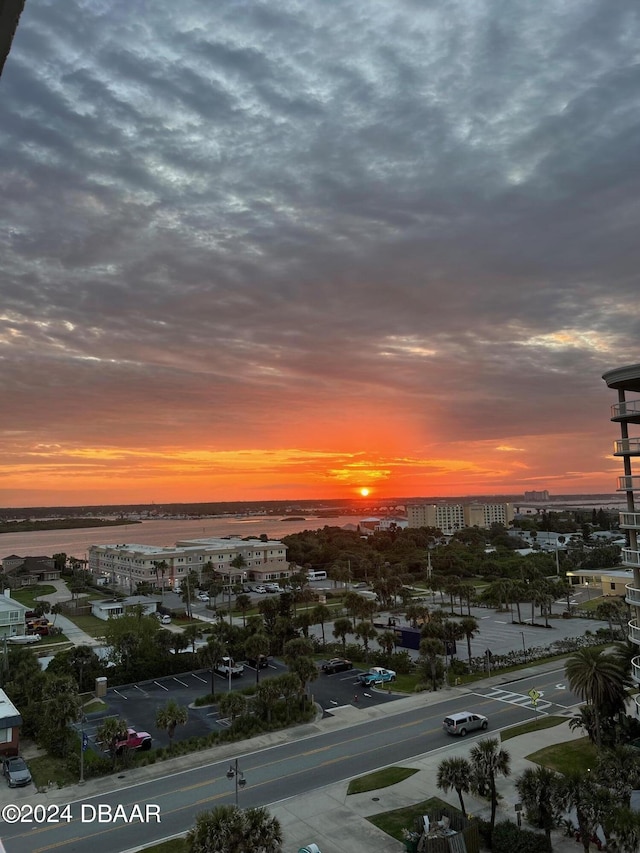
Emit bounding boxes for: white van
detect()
[307,570,327,581]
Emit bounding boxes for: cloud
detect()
[0,0,638,504]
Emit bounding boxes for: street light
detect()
[226,758,246,805]
[521,632,527,661]
[585,581,591,601]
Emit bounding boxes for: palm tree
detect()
[565,647,630,747]
[244,633,271,684]
[198,636,226,697]
[459,616,479,663]
[377,629,398,656]
[255,677,282,724]
[419,637,444,691]
[469,738,511,843]
[436,756,472,815]
[332,617,353,654]
[155,699,188,752]
[560,770,601,853]
[235,593,252,627]
[515,766,563,849]
[311,603,331,646]
[187,805,283,853]
[354,620,378,662]
[183,623,203,654]
[595,745,640,804]
[217,691,247,724]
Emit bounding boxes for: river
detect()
[0,515,362,559]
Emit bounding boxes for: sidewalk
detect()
[34,579,101,647]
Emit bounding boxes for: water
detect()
[0,515,361,559]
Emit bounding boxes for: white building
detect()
[0,591,28,639]
[90,596,159,621]
[407,502,514,535]
[88,537,289,592]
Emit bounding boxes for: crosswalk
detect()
[472,686,553,711]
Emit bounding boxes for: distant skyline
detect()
[2,1,639,507]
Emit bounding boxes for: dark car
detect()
[321,658,353,674]
[2,756,32,788]
[247,655,270,669]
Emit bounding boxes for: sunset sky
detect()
[1,1,640,507]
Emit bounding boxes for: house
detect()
[1,555,62,587]
[0,591,28,639]
[89,596,160,621]
[0,688,22,757]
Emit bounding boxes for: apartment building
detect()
[603,362,640,716]
[88,537,288,592]
[407,502,514,535]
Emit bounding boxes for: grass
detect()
[83,698,107,714]
[368,796,454,842]
[499,716,566,742]
[29,753,78,790]
[63,614,107,638]
[10,585,58,608]
[347,766,419,795]
[526,736,598,775]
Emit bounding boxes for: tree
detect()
[377,630,397,656]
[235,593,252,627]
[96,716,129,763]
[419,637,444,691]
[155,699,188,751]
[332,617,353,653]
[198,636,226,696]
[187,804,282,853]
[183,623,203,654]
[437,756,472,815]
[469,738,511,843]
[515,766,563,849]
[559,770,601,853]
[39,675,82,757]
[354,620,378,661]
[565,647,630,747]
[244,633,271,684]
[459,616,479,663]
[311,603,331,646]
[152,560,168,598]
[217,691,246,724]
[595,745,640,804]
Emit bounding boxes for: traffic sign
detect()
[527,688,541,704]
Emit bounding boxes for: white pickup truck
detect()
[215,656,244,678]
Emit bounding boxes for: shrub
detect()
[492,820,551,853]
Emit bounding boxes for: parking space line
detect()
[112,689,128,699]
[153,680,169,690]
[192,673,208,683]
[173,677,189,687]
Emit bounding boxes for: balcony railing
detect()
[622,549,640,567]
[612,400,640,419]
[628,619,640,645]
[614,438,640,456]
[626,584,640,606]
[633,657,640,685]
[620,511,640,529]
[618,476,640,492]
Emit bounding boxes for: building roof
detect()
[0,593,28,612]
[0,688,22,728]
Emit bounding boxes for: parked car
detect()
[215,656,244,677]
[253,585,267,594]
[197,592,209,602]
[358,666,396,686]
[321,658,353,674]
[2,756,32,788]
[264,583,280,593]
[113,728,153,755]
[173,586,182,595]
[247,654,269,669]
[442,712,488,736]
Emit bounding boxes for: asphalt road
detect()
[0,668,580,853]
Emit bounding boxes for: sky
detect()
[1,0,640,508]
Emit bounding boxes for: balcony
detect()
[623,549,640,567]
[629,619,640,646]
[620,511,640,530]
[633,656,640,686]
[614,438,640,456]
[627,584,640,606]
[618,476,640,492]
[611,400,640,422]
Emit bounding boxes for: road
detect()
[0,667,579,853]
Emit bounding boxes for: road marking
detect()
[173,677,189,687]
[495,620,507,624]
[474,687,553,711]
[153,681,169,691]
[191,673,208,683]
[555,683,566,690]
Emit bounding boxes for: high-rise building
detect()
[602,363,640,713]
[407,502,514,535]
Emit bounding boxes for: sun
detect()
[359,487,370,497]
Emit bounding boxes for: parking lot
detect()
[82,658,401,752]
